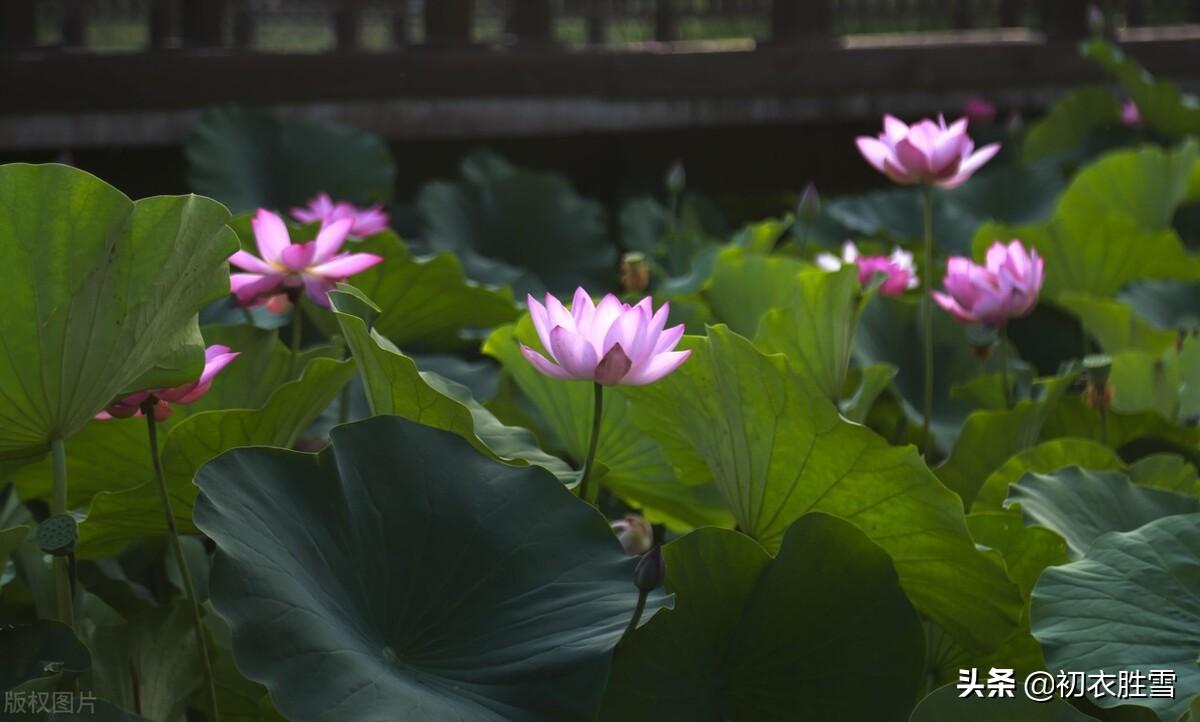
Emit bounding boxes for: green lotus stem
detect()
[1098,407,1108,447]
[578,383,604,505]
[920,185,935,457]
[999,325,1012,409]
[50,438,75,631]
[622,589,648,640]
[288,305,303,379]
[144,410,220,722]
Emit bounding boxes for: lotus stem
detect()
[287,305,303,379]
[622,589,649,641]
[50,438,75,631]
[999,324,1012,409]
[144,409,220,722]
[920,185,935,457]
[578,383,604,505]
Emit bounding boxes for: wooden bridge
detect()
[1,1,1199,151]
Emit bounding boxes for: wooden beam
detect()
[335,0,365,50]
[999,0,1022,27]
[180,0,228,47]
[1040,0,1088,41]
[655,0,677,42]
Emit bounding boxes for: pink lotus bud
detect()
[963,97,997,125]
[290,192,390,238]
[97,345,239,421]
[611,514,654,556]
[520,289,691,386]
[634,545,666,593]
[816,241,919,297]
[933,240,1044,328]
[856,114,1000,189]
[1121,99,1143,128]
[796,182,821,223]
[229,209,383,311]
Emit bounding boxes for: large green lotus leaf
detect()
[308,231,519,349]
[624,325,1021,652]
[193,417,664,722]
[76,356,354,558]
[0,621,90,692]
[84,604,202,722]
[1129,453,1200,498]
[755,265,863,400]
[1023,86,1124,162]
[186,105,396,214]
[600,516,923,722]
[976,144,1200,299]
[1043,396,1200,455]
[700,246,807,338]
[1118,281,1200,333]
[841,363,898,423]
[935,373,1077,509]
[417,151,614,296]
[973,438,1124,510]
[483,316,732,530]
[1086,41,1200,139]
[911,683,1101,721]
[329,286,574,483]
[1007,466,1200,559]
[968,509,1070,598]
[49,701,152,721]
[1057,293,1176,354]
[855,294,1008,453]
[1032,513,1200,722]
[0,163,238,459]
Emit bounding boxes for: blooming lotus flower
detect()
[933,240,1044,328]
[521,289,690,386]
[611,514,654,556]
[856,114,1000,189]
[98,345,239,421]
[291,192,390,238]
[229,209,382,311]
[816,241,919,297]
[1121,99,1143,128]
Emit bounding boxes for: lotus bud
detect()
[620,252,651,294]
[634,545,666,593]
[1083,354,1114,412]
[665,161,686,196]
[797,182,821,223]
[611,514,654,556]
[967,325,999,362]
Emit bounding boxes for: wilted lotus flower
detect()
[933,240,1044,328]
[98,345,239,421]
[291,192,390,238]
[229,209,383,311]
[521,289,690,386]
[856,115,1001,189]
[611,514,654,556]
[816,241,919,297]
[963,97,997,125]
[1121,99,1143,128]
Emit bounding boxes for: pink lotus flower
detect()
[1121,99,1143,128]
[98,345,239,421]
[291,192,390,238]
[963,97,997,125]
[229,209,383,311]
[856,115,1001,189]
[521,289,690,386]
[816,241,919,296]
[933,240,1044,328]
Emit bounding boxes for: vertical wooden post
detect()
[586,0,608,44]
[1041,0,1088,40]
[510,0,554,46]
[1191,0,1200,22]
[999,0,1021,26]
[424,0,473,46]
[655,0,676,41]
[1125,0,1146,26]
[61,0,85,48]
[233,0,256,48]
[149,0,176,49]
[180,0,229,47]
[771,0,831,43]
[952,0,971,28]
[392,1,409,47]
[0,0,38,49]
[335,0,365,49]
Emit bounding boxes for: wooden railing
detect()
[4,0,1199,52]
